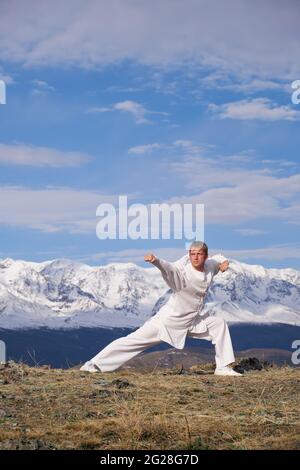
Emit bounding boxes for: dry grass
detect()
[0,361,299,450]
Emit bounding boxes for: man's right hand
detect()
[144,253,157,264]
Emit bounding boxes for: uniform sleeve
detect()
[152,257,185,292]
[211,259,221,275]
[207,254,228,276]
[173,254,189,269]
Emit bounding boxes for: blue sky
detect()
[0,0,300,269]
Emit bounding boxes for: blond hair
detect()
[189,240,208,255]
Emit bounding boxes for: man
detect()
[80,241,242,376]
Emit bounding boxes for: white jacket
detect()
[147,254,225,349]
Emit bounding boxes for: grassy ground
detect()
[0,361,299,450]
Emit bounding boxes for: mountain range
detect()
[0,255,299,330]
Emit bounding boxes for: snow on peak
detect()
[0,256,299,329]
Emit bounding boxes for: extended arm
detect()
[144,253,184,291]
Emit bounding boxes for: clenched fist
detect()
[219,260,229,272]
[144,253,157,264]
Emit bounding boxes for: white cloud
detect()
[75,243,300,266]
[94,138,300,228]
[0,67,14,84]
[32,79,54,89]
[104,85,144,93]
[87,100,163,124]
[1,137,300,240]
[234,229,269,236]
[124,139,300,227]
[0,143,92,167]
[128,143,163,154]
[209,98,300,121]
[201,73,287,93]
[31,79,55,95]
[173,140,213,155]
[0,1,299,79]
[0,186,126,234]
[77,247,188,265]
[218,244,300,262]
[113,100,150,124]
[165,146,300,225]
[128,139,213,156]
[87,106,113,113]
[232,80,288,93]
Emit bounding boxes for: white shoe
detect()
[80,361,102,373]
[214,366,243,376]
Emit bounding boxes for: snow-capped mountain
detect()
[0,256,299,330]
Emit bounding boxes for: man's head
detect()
[188,241,208,270]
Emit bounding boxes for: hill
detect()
[0,360,299,450]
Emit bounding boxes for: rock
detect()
[94,379,111,387]
[111,379,133,389]
[233,357,267,373]
[89,389,112,398]
[0,379,9,385]
[0,361,29,382]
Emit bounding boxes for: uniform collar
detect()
[187,258,207,278]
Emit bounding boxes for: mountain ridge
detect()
[0,255,299,329]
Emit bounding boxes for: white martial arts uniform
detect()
[82,254,235,372]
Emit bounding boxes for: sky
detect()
[0,0,300,269]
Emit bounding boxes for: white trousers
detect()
[84,316,235,372]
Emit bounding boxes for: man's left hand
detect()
[219,260,229,272]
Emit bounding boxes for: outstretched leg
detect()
[188,315,235,369]
[80,319,163,372]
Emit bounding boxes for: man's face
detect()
[189,249,208,269]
